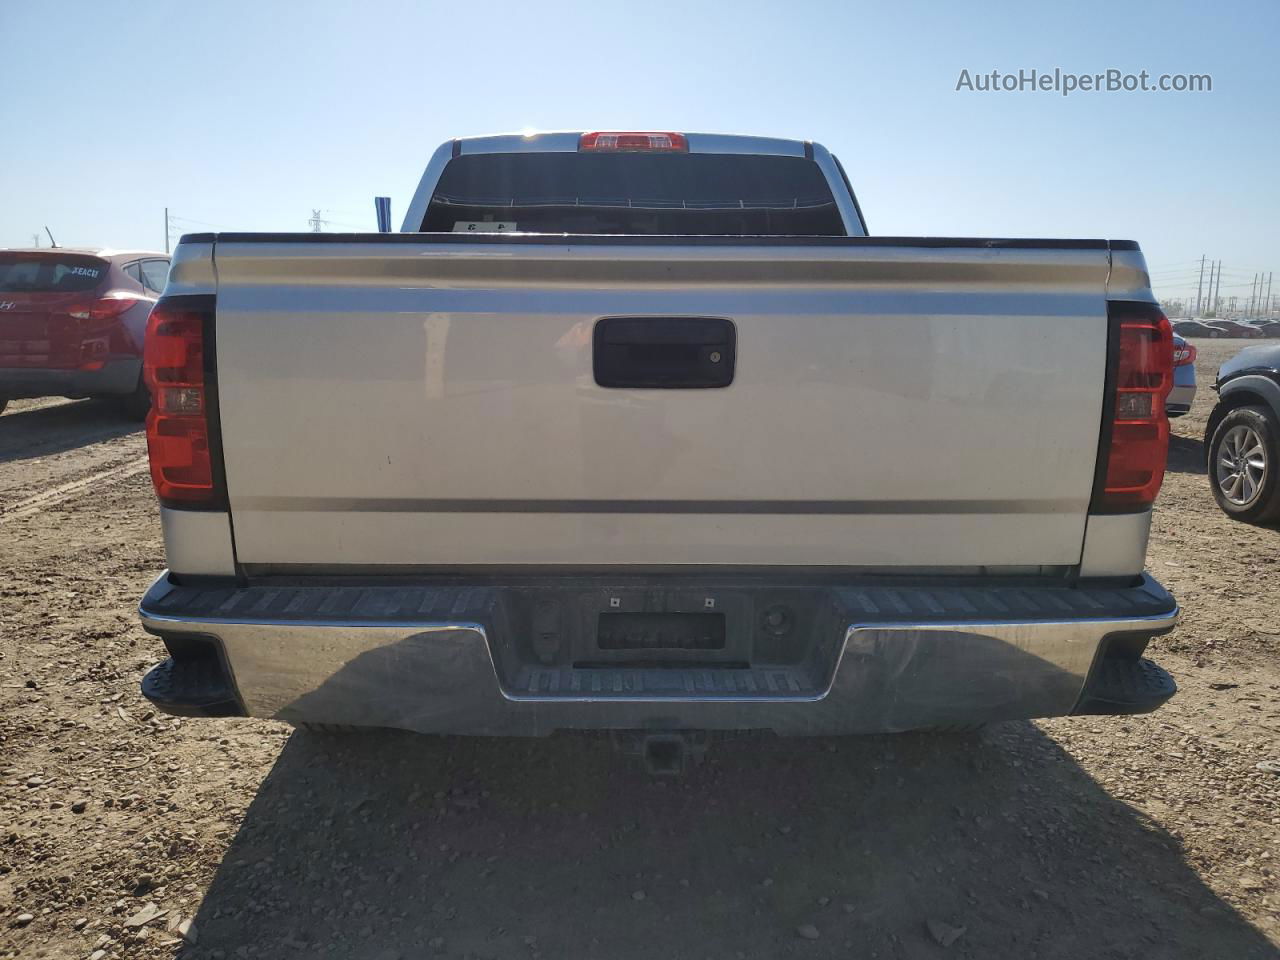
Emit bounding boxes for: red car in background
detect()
[0,248,169,418]
[1204,319,1264,339]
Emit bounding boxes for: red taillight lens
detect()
[147,416,213,497]
[146,312,204,388]
[1172,342,1197,366]
[579,131,688,152]
[69,294,142,321]
[1092,304,1173,511]
[143,296,221,506]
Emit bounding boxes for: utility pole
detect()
[30,233,40,248]
[1266,272,1274,317]
[1249,273,1259,318]
[164,207,170,254]
[1212,260,1222,315]
[1194,254,1207,315]
[1204,261,1216,316]
[308,209,325,232]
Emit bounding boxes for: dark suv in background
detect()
[0,248,169,418]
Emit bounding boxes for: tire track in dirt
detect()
[0,434,147,504]
[0,455,150,522]
[0,398,146,507]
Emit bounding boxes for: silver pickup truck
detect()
[138,131,1179,766]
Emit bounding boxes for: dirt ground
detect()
[1,341,1277,960]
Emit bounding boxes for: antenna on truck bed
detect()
[44,226,58,248]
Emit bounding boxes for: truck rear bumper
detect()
[138,572,1178,735]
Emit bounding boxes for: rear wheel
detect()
[1208,405,1280,523]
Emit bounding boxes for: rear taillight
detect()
[1091,302,1173,512]
[1173,342,1197,366]
[143,295,222,508]
[69,293,143,321]
[579,131,688,152]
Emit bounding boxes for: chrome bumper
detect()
[139,573,1178,735]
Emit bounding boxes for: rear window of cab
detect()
[421,153,846,236]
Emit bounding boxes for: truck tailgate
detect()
[211,237,1112,571]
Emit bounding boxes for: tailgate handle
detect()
[593,316,735,389]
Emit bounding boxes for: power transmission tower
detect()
[1212,260,1222,314]
[1204,260,1216,316]
[1266,272,1274,316]
[31,233,41,248]
[308,209,326,232]
[1194,254,1207,314]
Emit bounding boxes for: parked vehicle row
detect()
[1205,319,1266,338]
[0,248,169,417]
[1172,317,1280,339]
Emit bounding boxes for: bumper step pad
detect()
[143,577,1177,626]
[141,655,244,717]
[1073,657,1176,716]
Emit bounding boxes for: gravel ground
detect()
[1,341,1277,959]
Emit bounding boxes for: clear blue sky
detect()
[2,0,1276,304]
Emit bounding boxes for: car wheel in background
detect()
[1208,405,1280,523]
